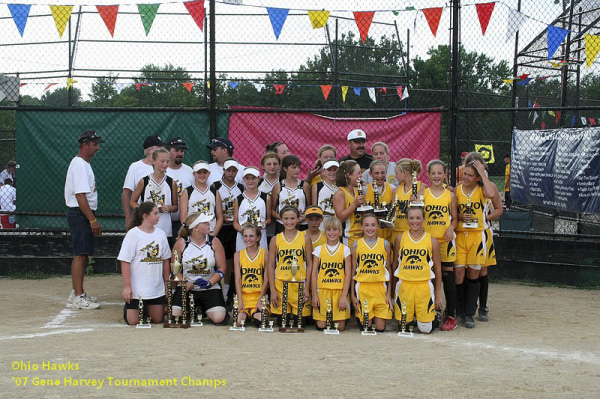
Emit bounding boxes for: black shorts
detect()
[66,208,95,256]
[217,224,236,259]
[172,287,226,316]
[125,295,166,310]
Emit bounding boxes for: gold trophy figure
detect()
[380,200,398,228]
[163,256,190,328]
[463,197,479,228]
[397,300,414,337]
[356,178,373,213]
[172,250,182,281]
[290,257,299,282]
[410,171,425,207]
[372,182,388,218]
[361,300,377,335]
[149,185,164,207]
[279,257,305,333]
[324,297,340,335]
[189,294,203,327]
[258,296,274,332]
[249,207,263,228]
[230,294,246,331]
[136,296,151,329]
[323,186,337,216]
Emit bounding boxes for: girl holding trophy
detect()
[392,159,427,245]
[259,152,281,246]
[119,201,171,325]
[312,160,339,221]
[234,224,269,327]
[271,155,311,233]
[311,217,351,331]
[364,160,394,243]
[332,160,365,248]
[233,167,271,251]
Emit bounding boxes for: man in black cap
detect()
[166,137,193,241]
[206,137,244,186]
[64,130,104,309]
[121,134,163,228]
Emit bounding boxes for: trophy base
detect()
[361,330,377,336]
[230,326,246,331]
[397,331,414,337]
[136,323,151,329]
[463,222,479,229]
[279,327,305,333]
[380,220,394,228]
[356,206,374,213]
[409,201,425,207]
[258,327,275,333]
[163,322,190,329]
[374,209,388,217]
[190,321,204,327]
[323,328,340,335]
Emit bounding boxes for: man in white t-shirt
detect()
[0,178,16,228]
[165,137,194,240]
[0,161,16,187]
[122,135,163,229]
[64,130,104,310]
[206,137,244,186]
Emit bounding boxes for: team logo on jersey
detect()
[189,256,208,275]
[192,199,211,215]
[223,195,234,212]
[428,210,445,220]
[282,196,299,209]
[176,182,183,197]
[458,201,483,212]
[358,257,380,274]
[140,241,161,262]
[403,255,424,270]
[242,267,262,288]
[324,269,340,277]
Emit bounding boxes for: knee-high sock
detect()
[456,282,466,316]
[466,278,481,317]
[442,271,457,317]
[479,275,489,309]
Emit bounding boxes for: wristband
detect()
[216,270,225,280]
[89,219,97,224]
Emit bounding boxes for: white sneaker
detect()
[68,289,97,303]
[72,294,100,310]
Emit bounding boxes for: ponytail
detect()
[336,160,358,187]
[129,202,156,230]
[177,212,203,240]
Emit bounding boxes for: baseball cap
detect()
[143,135,163,149]
[193,162,210,172]
[347,129,366,141]
[166,137,187,150]
[323,160,340,169]
[305,206,324,218]
[243,167,260,178]
[78,130,105,143]
[207,137,234,150]
[461,151,468,158]
[223,159,240,170]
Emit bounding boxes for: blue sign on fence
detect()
[511,127,600,214]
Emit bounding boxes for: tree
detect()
[90,74,118,107]
[40,87,82,107]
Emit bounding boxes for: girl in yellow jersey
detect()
[393,159,428,244]
[311,217,351,331]
[267,206,313,327]
[333,160,365,248]
[234,224,269,328]
[305,206,327,247]
[454,160,497,329]
[351,214,393,333]
[424,160,458,331]
[365,160,394,242]
[392,207,442,334]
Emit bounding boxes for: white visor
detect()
[193,162,210,172]
[223,160,239,170]
[323,160,339,169]
[188,213,214,229]
[243,167,260,178]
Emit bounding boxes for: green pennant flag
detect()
[138,4,160,36]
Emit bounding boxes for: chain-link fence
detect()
[0,0,599,236]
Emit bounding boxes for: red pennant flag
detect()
[96,5,119,37]
[184,0,205,32]
[20,83,28,87]
[379,87,387,94]
[320,85,332,100]
[518,73,530,80]
[396,86,403,99]
[555,111,561,125]
[183,82,195,93]
[353,11,375,44]
[135,83,148,91]
[274,84,285,94]
[43,83,57,91]
[475,3,495,36]
[590,118,596,125]
[541,121,546,129]
[422,8,443,37]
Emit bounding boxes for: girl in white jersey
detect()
[234,167,271,251]
[271,155,310,233]
[312,160,339,229]
[259,152,281,245]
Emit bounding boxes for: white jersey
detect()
[362,161,398,188]
[64,156,97,210]
[315,180,337,230]
[117,227,171,299]
[140,175,174,237]
[167,164,194,222]
[214,179,244,226]
[186,184,218,232]
[0,185,16,211]
[277,178,307,226]
[181,237,219,291]
[235,192,269,251]
[259,177,279,238]
[207,162,245,186]
[123,159,153,191]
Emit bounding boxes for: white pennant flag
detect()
[367,87,376,103]
[253,83,264,92]
[506,8,528,42]
[532,112,539,124]
[581,117,587,125]
[401,86,409,100]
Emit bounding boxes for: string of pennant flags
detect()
[4,1,600,68]
[527,98,598,129]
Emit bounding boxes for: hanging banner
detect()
[474,144,495,164]
[511,127,600,214]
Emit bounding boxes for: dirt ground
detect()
[1,275,599,398]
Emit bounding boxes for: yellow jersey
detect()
[365,181,394,208]
[504,164,510,192]
[315,243,347,290]
[310,231,327,248]
[240,248,266,293]
[456,184,486,232]
[340,187,361,241]
[423,188,453,239]
[354,237,389,283]
[393,181,421,233]
[274,231,307,281]
[395,231,434,282]
[310,174,323,186]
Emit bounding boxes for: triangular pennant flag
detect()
[533,112,539,124]
[50,5,73,38]
[590,118,596,125]
[401,86,409,100]
[518,73,529,80]
[8,4,31,37]
[20,83,28,87]
[396,86,403,99]
[379,87,387,94]
[585,34,600,68]
[341,86,348,103]
[547,25,569,60]
[506,8,528,42]
[353,11,375,44]
[184,0,205,32]
[541,121,546,129]
[96,5,119,37]
[555,111,561,125]
[267,8,289,40]
[320,85,332,100]
[274,84,285,94]
[422,8,443,37]
[517,78,532,86]
[206,81,210,89]
[503,79,514,84]
[254,83,264,92]
[581,117,587,125]
[66,78,77,89]
[44,83,57,91]
[138,4,160,36]
[183,82,195,93]
[228,82,240,89]
[475,3,495,36]
[571,116,576,127]
[367,87,376,103]
[135,83,148,90]
[548,110,556,117]
[353,87,362,96]
[308,10,330,29]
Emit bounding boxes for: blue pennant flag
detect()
[8,4,31,37]
[517,78,532,86]
[547,25,570,60]
[571,116,576,127]
[353,87,362,96]
[228,82,239,89]
[267,8,289,40]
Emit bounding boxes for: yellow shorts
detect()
[355,281,392,322]
[241,291,261,316]
[455,230,486,267]
[483,228,496,267]
[394,280,436,323]
[271,279,311,317]
[436,237,457,263]
[313,288,350,321]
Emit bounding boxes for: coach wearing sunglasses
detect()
[206,137,244,186]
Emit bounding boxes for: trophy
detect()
[136,296,151,329]
[189,293,203,327]
[279,257,305,333]
[149,186,164,206]
[164,276,190,328]
[380,200,397,228]
[172,250,182,281]
[372,182,388,218]
[258,296,274,332]
[463,197,479,228]
[410,171,424,206]
[361,299,377,335]
[230,294,246,331]
[397,300,414,337]
[323,191,336,216]
[356,179,373,213]
[248,208,263,228]
[290,256,299,282]
[324,298,340,335]
[224,198,234,223]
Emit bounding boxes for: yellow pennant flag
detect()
[50,5,73,38]
[308,10,330,29]
[502,79,513,84]
[341,86,348,103]
[66,78,77,89]
[585,34,600,68]
[475,144,495,164]
[548,110,556,117]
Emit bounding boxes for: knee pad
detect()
[417,321,432,334]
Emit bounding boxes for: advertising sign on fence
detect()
[511,127,600,214]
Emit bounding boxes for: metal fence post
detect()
[449,0,461,186]
[209,0,217,139]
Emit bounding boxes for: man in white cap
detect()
[166,137,194,241]
[339,129,373,172]
[206,137,244,186]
